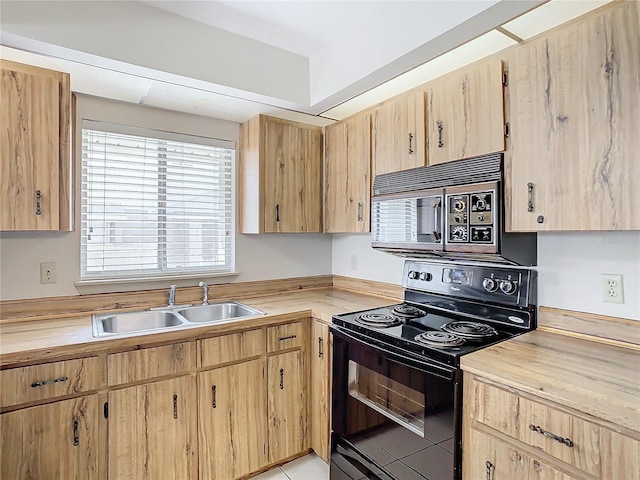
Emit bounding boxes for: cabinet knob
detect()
[537,215,544,224]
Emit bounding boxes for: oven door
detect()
[330,326,461,480]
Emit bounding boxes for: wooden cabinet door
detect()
[198,359,268,480]
[268,349,306,462]
[464,428,577,480]
[1,395,100,479]
[372,90,426,177]
[108,376,197,480]
[428,59,505,165]
[324,113,371,233]
[508,2,640,231]
[310,320,331,462]
[1,60,70,231]
[263,118,323,233]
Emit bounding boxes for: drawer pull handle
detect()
[485,461,494,480]
[357,202,363,222]
[35,190,42,215]
[278,335,297,342]
[437,121,444,148]
[72,418,79,446]
[527,182,534,212]
[318,336,324,358]
[279,368,284,390]
[31,376,68,388]
[529,424,574,447]
[408,132,414,154]
[173,394,178,419]
[212,385,217,409]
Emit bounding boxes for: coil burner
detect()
[356,313,403,328]
[391,304,426,318]
[441,321,498,340]
[414,331,466,348]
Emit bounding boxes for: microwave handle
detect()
[433,198,442,242]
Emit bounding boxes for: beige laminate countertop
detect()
[0,288,393,367]
[461,329,640,434]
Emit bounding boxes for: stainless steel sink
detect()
[177,301,264,323]
[93,310,185,336]
[92,301,264,337]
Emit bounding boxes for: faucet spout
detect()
[199,281,209,305]
[168,284,177,307]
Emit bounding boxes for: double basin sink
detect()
[92,301,264,337]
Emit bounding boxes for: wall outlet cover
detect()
[601,274,624,304]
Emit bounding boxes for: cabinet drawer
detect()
[198,329,265,367]
[1,357,105,409]
[267,322,303,353]
[470,377,640,478]
[108,342,194,386]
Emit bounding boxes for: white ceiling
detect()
[0,0,611,124]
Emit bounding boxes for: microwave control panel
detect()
[446,189,496,245]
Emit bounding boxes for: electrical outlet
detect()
[601,274,624,304]
[351,255,358,271]
[40,262,57,284]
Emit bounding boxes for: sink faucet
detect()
[199,281,209,305]
[168,284,177,307]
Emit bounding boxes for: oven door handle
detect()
[330,324,456,381]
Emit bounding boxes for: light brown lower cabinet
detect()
[268,349,306,463]
[0,395,100,479]
[310,319,331,462]
[198,359,268,480]
[108,376,197,480]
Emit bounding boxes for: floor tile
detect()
[281,453,329,480]
[365,424,434,458]
[423,415,454,444]
[385,460,428,480]
[401,444,454,480]
[439,437,456,454]
[252,467,290,480]
[350,435,395,466]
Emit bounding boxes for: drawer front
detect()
[198,329,265,367]
[470,376,640,478]
[1,357,105,409]
[108,342,194,386]
[267,322,303,353]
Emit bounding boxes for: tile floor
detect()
[253,453,329,480]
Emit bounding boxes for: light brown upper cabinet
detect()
[324,113,371,233]
[1,60,71,231]
[372,90,427,177]
[508,1,640,231]
[239,115,323,233]
[427,59,505,166]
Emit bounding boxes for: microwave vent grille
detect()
[373,153,502,195]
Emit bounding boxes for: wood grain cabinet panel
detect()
[508,1,640,231]
[310,319,331,462]
[239,115,323,233]
[0,356,105,409]
[267,321,304,353]
[198,329,265,367]
[107,342,194,386]
[108,375,197,480]
[268,349,306,462]
[324,113,371,233]
[428,59,505,165]
[0,59,71,231]
[1,395,100,480]
[372,90,427,177]
[198,359,268,480]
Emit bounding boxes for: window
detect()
[81,120,234,280]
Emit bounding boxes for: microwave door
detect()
[417,196,442,244]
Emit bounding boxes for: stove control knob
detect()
[419,272,432,281]
[408,270,419,280]
[482,278,498,292]
[499,280,517,295]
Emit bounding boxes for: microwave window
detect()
[372,196,443,245]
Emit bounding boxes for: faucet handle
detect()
[199,281,209,305]
[168,284,177,306]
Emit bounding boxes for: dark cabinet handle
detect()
[275,204,280,222]
[485,460,494,480]
[318,336,324,358]
[357,202,363,222]
[35,190,42,215]
[173,394,178,419]
[408,132,414,154]
[72,418,79,447]
[529,424,574,447]
[527,182,534,212]
[31,376,68,388]
[437,121,444,148]
[279,368,284,390]
[212,385,217,409]
[278,335,296,342]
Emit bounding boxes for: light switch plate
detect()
[40,262,57,284]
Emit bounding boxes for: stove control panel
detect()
[403,260,534,308]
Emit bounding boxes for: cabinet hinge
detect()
[103,402,109,419]
[502,71,509,86]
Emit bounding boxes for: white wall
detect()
[0,96,331,301]
[332,232,640,321]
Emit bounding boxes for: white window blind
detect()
[81,120,235,279]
